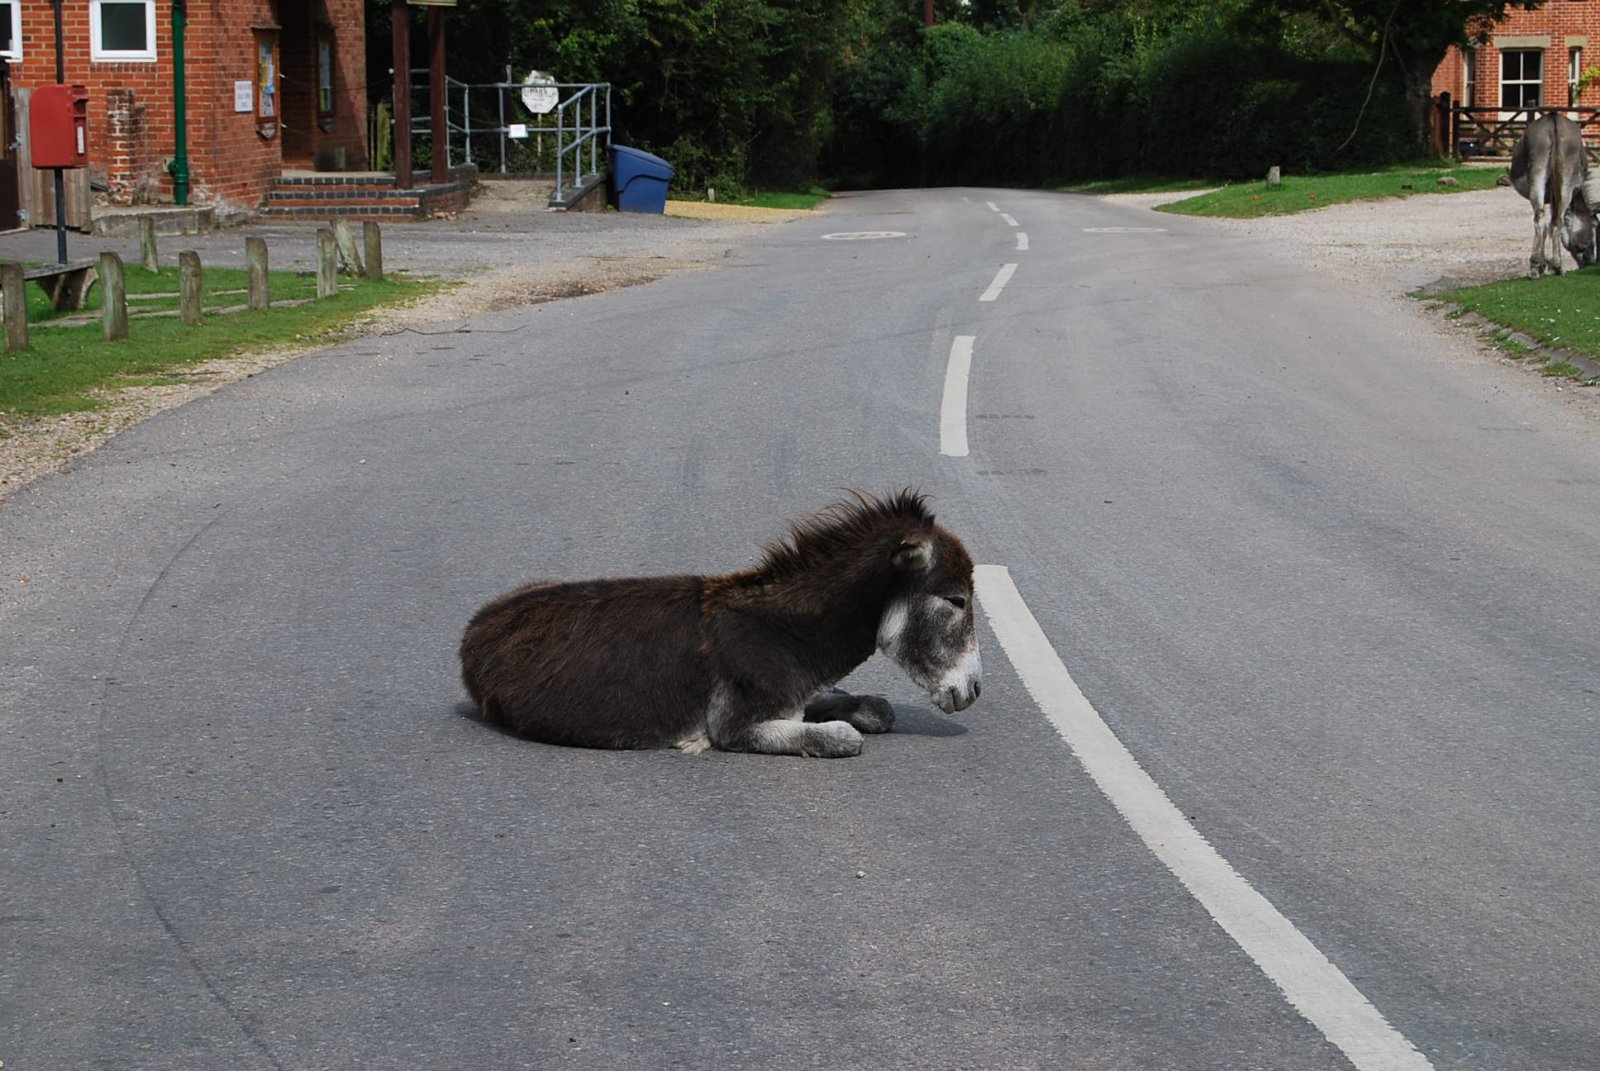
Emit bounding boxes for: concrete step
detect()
[91,204,216,238]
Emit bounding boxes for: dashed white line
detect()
[1016,232,1029,252]
[986,201,1000,212]
[974,564,1434,1071]
[939,336,975,457]
[999,213,1019,227]
[979,263,1017,302]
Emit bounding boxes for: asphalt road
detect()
[3,188,1597,1070]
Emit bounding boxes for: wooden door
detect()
[0,62,21,231]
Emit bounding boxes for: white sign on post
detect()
[520,71,559,115]
[234,80,253,112]
[507,124,529,140]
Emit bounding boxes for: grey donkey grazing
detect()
[459,491,984,758]
[1510,113,1600,278]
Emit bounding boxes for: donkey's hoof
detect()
[849,695,896,734]
[807,721,864,758]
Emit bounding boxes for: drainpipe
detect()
[167,0,190,205]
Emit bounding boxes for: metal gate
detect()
[404,76,611,205]
[1444,101,1600,163]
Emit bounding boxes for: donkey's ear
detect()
[892,538,933,572]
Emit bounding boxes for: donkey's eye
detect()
[945,595,967,610]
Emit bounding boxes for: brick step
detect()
[259,204,425,220]
[267,187,421,203]
[261,168,477,221]
[266,194,424,210]
[273,174,399,189]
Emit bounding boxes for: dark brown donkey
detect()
[459,491,983,758]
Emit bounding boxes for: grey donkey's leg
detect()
[804,689,895,734]
[1531,205,1548,278]
[707,684,864,758]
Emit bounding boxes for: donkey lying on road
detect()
[459,490,983,758]
[1510,113,1600,277]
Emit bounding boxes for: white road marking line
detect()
[973,564,1435,1071]
[1000,213,1019,227]
[980,263,1017,302]
[1016,232,1029,251]
[986,201,1000,212]
[940,336,975,457]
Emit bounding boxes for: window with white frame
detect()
[1463,48,1476,106]
[1570,47,1585,106]
[1500,49,1543,110]
[0,1,20,60]
[90,0,157,62]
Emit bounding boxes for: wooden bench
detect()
[4,259,99,311]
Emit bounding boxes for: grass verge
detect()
[729,188,830,210]
[1142,165,1504,218]
[1066,177,1218,197]
[1432,271,1600,380]
[1,265,441,425]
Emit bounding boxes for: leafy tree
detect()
[1269,0,1546,154]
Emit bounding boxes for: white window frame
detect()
[90,0,157,62]
[1500,48,1544,113]
[0,1,20,61]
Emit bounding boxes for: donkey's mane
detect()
[755,489,933,580]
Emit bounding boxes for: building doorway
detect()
[0,61,21,230]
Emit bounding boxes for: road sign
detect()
[520,71,558,115]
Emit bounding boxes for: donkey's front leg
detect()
[804,689,895,734]
[709,685,864,758]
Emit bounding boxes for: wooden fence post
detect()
[179,250,203,325]
[363,220,383,281]
[139,216,159,273]
[316,228,337,299]
[331,218,364,277]
[246,236,269,310]
[2,262,27,352]
[100,251,128,341]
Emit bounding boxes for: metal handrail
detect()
[404,74,611,200]
[554,84,612,203]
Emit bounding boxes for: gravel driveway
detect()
[1107,183,1533,294]
[0,179,1564,499]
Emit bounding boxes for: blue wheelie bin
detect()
[610,145,674,213]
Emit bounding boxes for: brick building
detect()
[1432,2,1600,114]
[3,0,368,221]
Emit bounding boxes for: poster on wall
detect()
[257,38,276,118]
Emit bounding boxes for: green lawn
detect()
[1139,165,1505,218]
[1,264,441,423]
[1433,271,1600,376]
[728,188,831,210]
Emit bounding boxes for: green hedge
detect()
[823,22,1414,188]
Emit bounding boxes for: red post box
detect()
[31,84,89,169]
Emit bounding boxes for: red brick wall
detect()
[10,0,368,216]
[1434,2,1600,110]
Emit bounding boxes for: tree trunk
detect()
[1403,62,1440,158]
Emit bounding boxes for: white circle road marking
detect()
[974,565,1434,1071]
[821,231,906,240]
